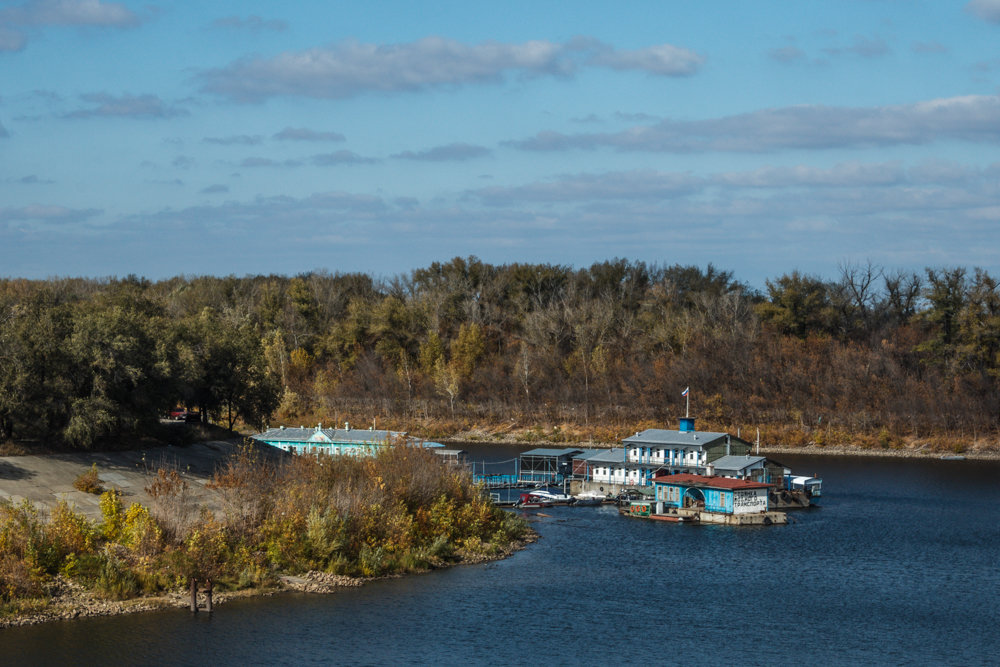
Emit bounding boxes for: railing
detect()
[473,473,525,488]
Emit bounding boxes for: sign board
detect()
[732,488,767,514]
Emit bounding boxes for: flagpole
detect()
[686,390,689,418]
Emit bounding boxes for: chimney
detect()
[345,421,350,431]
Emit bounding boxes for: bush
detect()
[95,551,141,600]
[47,500,96,562]
[73,464,104,494]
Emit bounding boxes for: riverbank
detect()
[0,442,531,630]
[0,533,536,629]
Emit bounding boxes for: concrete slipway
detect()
[0,440,242,520]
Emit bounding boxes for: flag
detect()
[681,387,689,397]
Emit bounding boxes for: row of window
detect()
[629,448,700,462]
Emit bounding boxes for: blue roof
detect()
[584,448,627,463]
[622,428,729,449]
[520,448,585,457]
[252,425,444,447]
[711,455,767,472]
[570,449,606,459]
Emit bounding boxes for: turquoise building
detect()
[652,473,770,515]
[251,423,442,457]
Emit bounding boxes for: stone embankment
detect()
[279,572,366,593]
[0,572,370,629]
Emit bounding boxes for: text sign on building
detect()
[732,488,767,514]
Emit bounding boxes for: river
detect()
[4,447,999,666]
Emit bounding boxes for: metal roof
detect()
[651,473,771,490]
[711,455,767,472]
[519,448,585,457]
[584,448,627,463]
[570,449,607,460]
[622,428,729,449]
[253,426,405,445]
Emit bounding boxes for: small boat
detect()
[572,491,607,506]
[529,489,576,504]
[621,500,690,523]
[514,493,553,508]
[786,475,822,499]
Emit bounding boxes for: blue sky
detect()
[2,0,999,288]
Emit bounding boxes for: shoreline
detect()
[0,534,536,630]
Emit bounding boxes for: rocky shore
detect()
[0,535,535,630]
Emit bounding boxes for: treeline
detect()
[2,258,998,450]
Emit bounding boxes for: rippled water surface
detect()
[5,451,999,666]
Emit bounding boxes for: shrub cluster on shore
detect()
[0,444,528,617]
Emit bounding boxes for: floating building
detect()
[624,472,788,525]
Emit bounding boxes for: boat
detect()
[785,475,822,499]
[514,493,553,508]
[528,489,576,504]
[572,491,607,506]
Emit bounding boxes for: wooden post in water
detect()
[189,578,198,612]
[205,580,213,613]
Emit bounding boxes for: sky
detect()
[2,0,1000,289]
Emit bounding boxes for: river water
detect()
[4,448,999,666]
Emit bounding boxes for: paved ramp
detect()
[0,440,245,520]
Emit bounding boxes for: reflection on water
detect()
[5,452,1000,666]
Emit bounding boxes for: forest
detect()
[1,257,998,454]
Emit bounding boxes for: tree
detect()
[757,271,836,337]
[63,290,168,448]
[917,267,967,363]
[171,308,279,431]
[957,269,1000,377]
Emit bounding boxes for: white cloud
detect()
[273,127,345,142]
[63,93,188,119]
[716,162,907,188]
[823,35,889,58]
[198,37,704,102]
[472,170,703,206]
[9,174,55,184]
[769,45,807,63]
[203,135,263,146]
[585,42,704,76]
[1,0,138,27]
[507,95,1000,153]
[967,0,1000,23]
[0,203,101,226]
[0,27,27,52]
[0,1,139,52]
[392,143,491,161]
[310,150,377,166]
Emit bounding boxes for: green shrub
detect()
[95,552,141,600]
